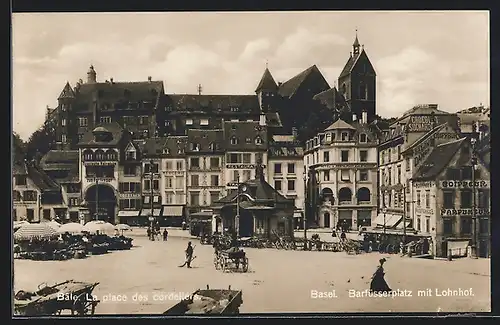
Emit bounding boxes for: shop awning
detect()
[386,214,402,228]
[118,210,140,217]
[448,240,470,257]
[395,218,412,229]
[162,206,183,217]
[140,209,162,217]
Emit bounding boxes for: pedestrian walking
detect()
[178,242,195,268]
[370,258,392,293]
[163,229,168,241]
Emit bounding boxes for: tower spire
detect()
[266,59,268,69]
[353,28,360,55]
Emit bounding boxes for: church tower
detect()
[337,31,377,123]
[255,64,279,126]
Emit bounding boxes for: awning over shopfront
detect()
[374,214,402,228]
[118,210,140,217]
[161,206,183,217]
[140,209,162,217]
[447,240,470,257]
[395,218,412,229]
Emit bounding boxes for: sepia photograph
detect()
[12,11,490,316]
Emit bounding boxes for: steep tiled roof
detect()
[397,104,451,122]
[223,121,268,151]
[163,136,188,158]
[412,138,467,181]
[143,137,168,157]
[268,142,304,158]
[58,82,76,99]
[278,65,324,98]
[186,129,224,153]
[313,87,347,112]
[73,81,163,111]
[255,68,278,92]
[166,94,259,114]
[401,124,447,154]
[26,163,61,191]
[324,118,355,131]
[40,150,80,183]
[78,122,126,147]
[380,124,405,143]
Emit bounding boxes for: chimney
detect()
[148,76,152,82]
[362,110,367,124]
[278,81,283,86]
[292,127,298,139]
[352,113,357,122]
[110,77,114,84]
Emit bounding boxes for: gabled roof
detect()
[73,81,164,111]
[255,68,278,92]
[186,129,224,153]
[324,118,355,131]
[58,82,76,100]
[401,124,447,154]
[26,163,61,191]
[78,122,126,147]
[339,49,376,79]
[39,150,80,183]
[278,65,326,98]
[313,87,348,112]
[412,138,467,181]
[216,177,291,205]
[166,94,259,114]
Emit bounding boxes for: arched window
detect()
[321,187,334,197]
[338,187,352,203]
[95,149,105,160]
[357,187,371,202]
[105,149,116,160]
[230,137,238,145]
[255,136,262,145]
[83,149,94,161]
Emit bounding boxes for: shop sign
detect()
[415,208,434,215]
[85,177,115,184]
[226,164,266,169]
[407,115,440,132]
[440,208,490,216]
[414,181,433,188]
[119,193,140,198]
[226,182,239,187]
[319,163,377,169]
[440,180,489,189]
[85,161,116,166]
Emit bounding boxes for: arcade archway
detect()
[85,184,117,224]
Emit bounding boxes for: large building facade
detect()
[304,112,378,229]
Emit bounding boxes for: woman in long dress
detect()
[370,258,392,293]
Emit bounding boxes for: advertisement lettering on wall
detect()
[440,180,489,189]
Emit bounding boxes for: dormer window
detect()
[245,137,251,143]
[360,133,367,143]
[325,133,331,142]
[209,142,216,151]
[178,148,184,154]
[231,107,240,112]
[163,148,170,155]
[200,118,209,126]
[143,129,149,137]
[341,132,348,141]
[186,119,193,125]
[255,136,263,145]
[230,137,238,145]
[100,116,111,124]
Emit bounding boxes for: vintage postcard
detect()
[12,11,490,316]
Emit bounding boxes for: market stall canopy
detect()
[44,220,62,231]
[140,209,162,217]
[13,221,30,231]
[83,220,115,234]
[14,223,59,241]
[115,224,132,231]
[57,222,84,234]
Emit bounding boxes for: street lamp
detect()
[150,159,155,241]
[470,134,478,259]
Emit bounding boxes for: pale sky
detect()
[12,11,489,140]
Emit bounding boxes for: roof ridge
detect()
[436,137,466,147]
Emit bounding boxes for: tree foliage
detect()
[25,121,56,162]
[13,132,27,164]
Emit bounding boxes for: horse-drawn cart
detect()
[214,248,249,273]
[164,285,243,315]
[14,280,100,316]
